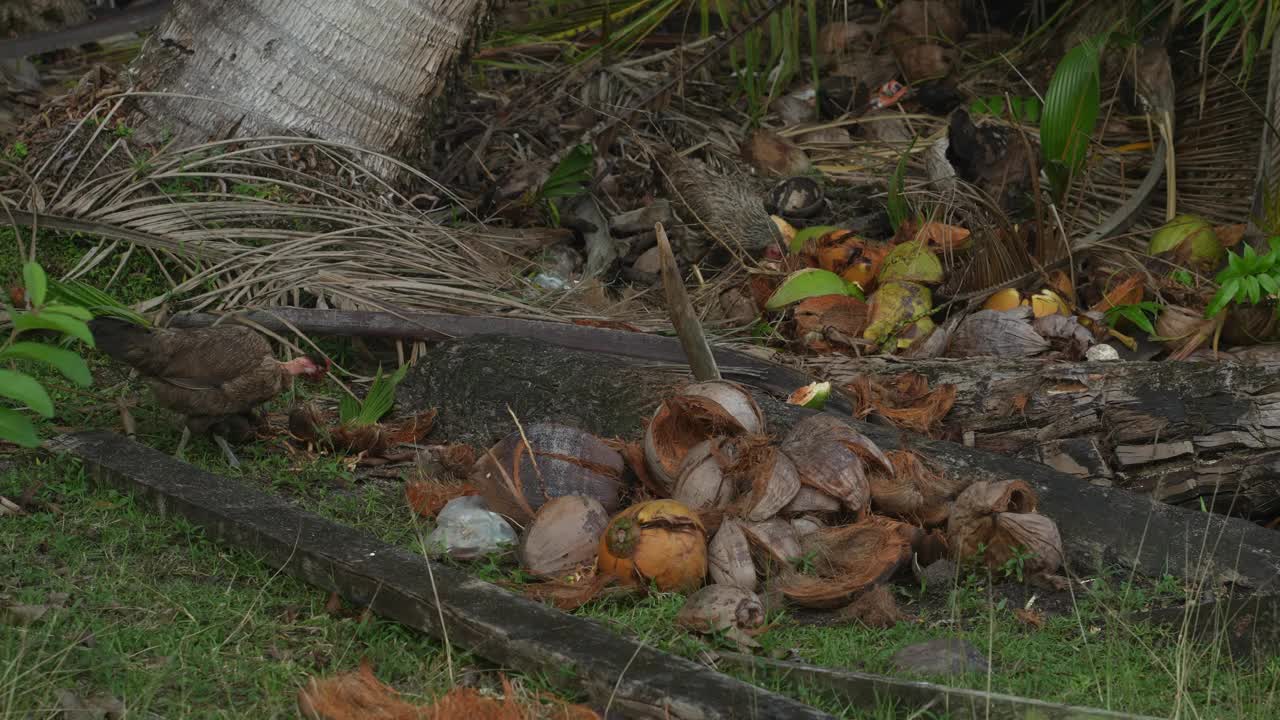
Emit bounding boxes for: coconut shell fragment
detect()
[780,414,892,511]
[867,449,963,527]
[726,440,801,522]
[520,495,610,579]
[672,439,738,513]
[741,517,803,568]
[709,518,759,591]
[598,499,708,593]
[644,381,765,491]
[946,309,1049,358]
[472,423,626,526]
[947,480,1063,576]
[776,517,920,608]
[676,584,767,648]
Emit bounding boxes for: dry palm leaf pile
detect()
[403,379,1064,645]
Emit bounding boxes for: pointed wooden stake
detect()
[655,222,720,381]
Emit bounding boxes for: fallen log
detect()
[765,353,1280,520]
[46,431,836,720]
[167,308,1280,593]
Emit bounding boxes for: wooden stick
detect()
[655,222,720,382]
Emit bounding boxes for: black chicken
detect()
[89,317,328,466]
[945,108,1037,218]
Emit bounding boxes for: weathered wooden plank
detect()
[715,653,1161,720]
[46,431,836,720]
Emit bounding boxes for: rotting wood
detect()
[166,309,1280,593]
[715,652,1161,720]
[46,430,835,720]
[769,352,1280,520]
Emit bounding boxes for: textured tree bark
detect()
[123,0,500,175]
[780,353,1280,521]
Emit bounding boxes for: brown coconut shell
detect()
[472,423,626,526]
[672,439,738,513]
[643,381,765,490]
[520,495,610,579]
[708,517,759,591]
[868,449,965,527]
[947,479,1063,575]
[725,439,801,522]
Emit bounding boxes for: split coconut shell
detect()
[775,516,921,608]
[709,517,758,591]
[519,495,610,579]
[947,479,1063,576]
[676,584,767,648]
[644,380,765,491]
[472,423,626,526]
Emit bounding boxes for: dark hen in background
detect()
[945,108,1037,217]
[89,317,328,466]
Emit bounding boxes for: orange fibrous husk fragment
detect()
[724,436,801,522]
[867,449,964,527]
[404,479,480,518]
[299,663,596,720]
[947,479,1064,576]
[606,438,662,500]
[520,572,626,612]
[775,516,920,608]
[437,444,477,478]
[1090,274,1144,313]
[845,372,957,436]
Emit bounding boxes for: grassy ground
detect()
[3,234,1279,719]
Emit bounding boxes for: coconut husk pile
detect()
[445,379,1065,646]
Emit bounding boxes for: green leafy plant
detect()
[535,143,594,225]
[970,95,1043,123]
[338,364,409,427]
[1205,238,1280,317]
[1183,0,1280,82]
[1,262,94,448]
[1041,35,1106,203]
[1171,269,1196,287]
[47,278,149,327]
[1104,301,1163,335]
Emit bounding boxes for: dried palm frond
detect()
[3,117,680,328]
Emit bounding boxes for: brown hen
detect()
[89,317,328,466]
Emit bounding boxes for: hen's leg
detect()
[213,434,241,468]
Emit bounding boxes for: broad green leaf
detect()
[1041,36,1105,201]
[0,370,54,417]
[1246,275,1262,304]
[0,407,39,448]
[21,262,46,306]
[765,269,860,310]
[41,303,93,321]
[1172,269,1195,287]
[339,393,360,425]
[1206,277,1241,318]
[1123,307,1156,335]
[789,225,839,253]
[356,363,409,426]
[47,279,149,326]
[13,313,94,346]
[0,342,92,386]
[1259,273,1279,295]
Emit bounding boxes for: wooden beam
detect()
[716,653,1161,720]
[45,431,836,720]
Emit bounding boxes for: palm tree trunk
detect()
[125,0,501,176]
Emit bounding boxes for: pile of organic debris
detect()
[402,378,1065,643]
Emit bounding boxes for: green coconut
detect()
[1148,215,1223,271]
[877,240,944,285]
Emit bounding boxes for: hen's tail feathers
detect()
[88,317,155,365]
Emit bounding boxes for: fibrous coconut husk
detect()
[404,479,480,518]
[775,516,920,608]
[845,373,957,436]
[946,309,1049,358]
[741,517,803,570]
[780,414,892,512]
[725,438,801,522]
[835,584,909,628]
[867,449,965,527]
[947,480,1064,576]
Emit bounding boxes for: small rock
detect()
[891,638,990,676]
[1086,344,1120,361]
[425,496,517,560]
[56,690,125,720]
[631,246,662,275]
[915,558,958,591]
